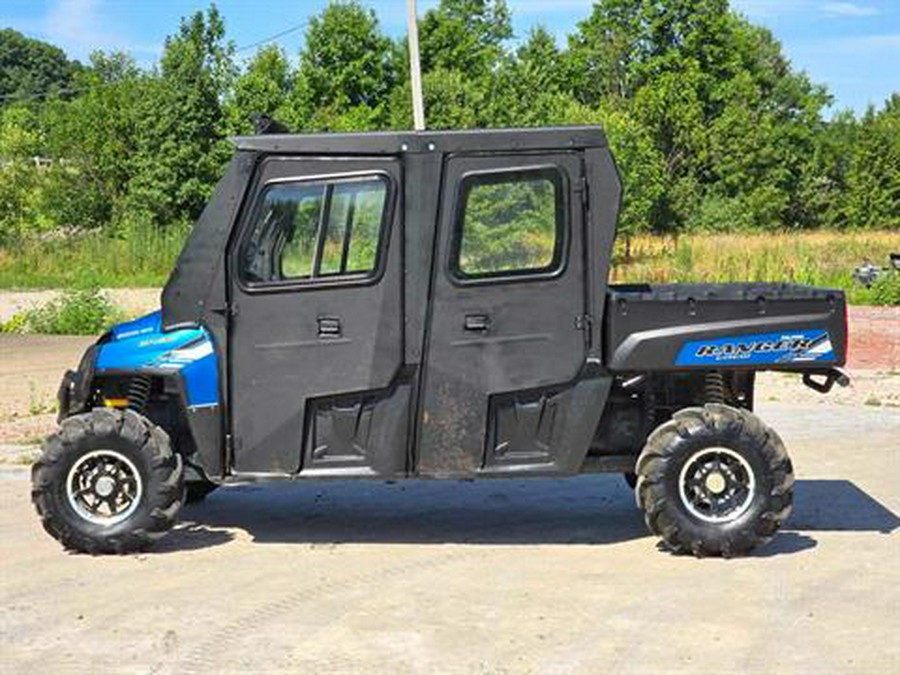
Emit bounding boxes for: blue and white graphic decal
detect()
[676,329,835,366]
[95,310,219,408]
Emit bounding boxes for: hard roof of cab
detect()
[232,125,608,155]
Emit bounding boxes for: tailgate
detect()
[604,283,847,372]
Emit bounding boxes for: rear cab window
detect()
[451,167,566,282]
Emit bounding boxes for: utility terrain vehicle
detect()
[33,127,848,556]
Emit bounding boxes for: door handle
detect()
[464,314,491,332]
[317,316,342,338]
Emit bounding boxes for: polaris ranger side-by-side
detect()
[33,127,848,556]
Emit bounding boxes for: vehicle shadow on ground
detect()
[164,476,898,555]
[787,479,899,533]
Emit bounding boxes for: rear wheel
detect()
[32,409,183,554]
[636,404,793,557]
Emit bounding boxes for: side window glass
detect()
[241,175,388,284]
[454,168,565,280]
[278,184,324,279]
[347,185,387,273]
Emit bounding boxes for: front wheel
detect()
[636,404,793,557]
[31,409,183,554]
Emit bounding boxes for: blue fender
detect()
[95,311,219,408]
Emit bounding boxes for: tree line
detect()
[0,0,897,247]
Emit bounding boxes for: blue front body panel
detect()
[95,311,219,408]
[676,329,835,366]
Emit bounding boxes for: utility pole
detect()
[406,0,426,130]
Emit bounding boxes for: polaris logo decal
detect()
[676,330,835,366]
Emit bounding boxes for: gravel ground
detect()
[0,402,897,674]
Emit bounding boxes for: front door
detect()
[418,152,590,476]
[228,156,407,476]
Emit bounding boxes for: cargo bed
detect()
[604,283,847,372]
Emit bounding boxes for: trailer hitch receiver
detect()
[802,368,850,394]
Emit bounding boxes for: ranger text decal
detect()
[675,330,835,366]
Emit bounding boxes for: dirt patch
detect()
[0,414,55,445]
[0,334,95,443]
[847,306,900,370]
[757,370,900,409]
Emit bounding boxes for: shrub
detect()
[870,272,900,306]
[2,288,123,335]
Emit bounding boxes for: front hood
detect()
[108,309,164,341]
[94,310,218,407]
[96,311,206,370]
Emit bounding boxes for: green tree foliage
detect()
[567,0,641,103]
[226,45,293,135]
[390,0,515,130]
[391,66,484,129]
[0,29,79,100]
[291,1,394,131]
[485,26,573,127]
[0,104,47,243]
[0,0,896,254]
[419,0,511,79]
[126,5,235,227]
[568,0,842,233]
[41,52,147,230]
[843,95,900,230]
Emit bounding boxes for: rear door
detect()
[418,152,590,476]
[228,156,408,476]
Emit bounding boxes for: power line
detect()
[235,21,308,53]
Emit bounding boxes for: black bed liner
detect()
[608,282,840,301]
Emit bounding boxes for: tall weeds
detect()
[611,231,899,304]
[0,224,189,288]
[0,228,897,305]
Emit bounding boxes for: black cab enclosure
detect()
[163,127,626,480]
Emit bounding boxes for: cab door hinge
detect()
[212,303,238,318]
[575,314,593,338]
[575,313,594,347]
[577,175,590,211]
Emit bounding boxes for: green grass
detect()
[0,225,188,288]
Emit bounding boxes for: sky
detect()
[1,0,897,115]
